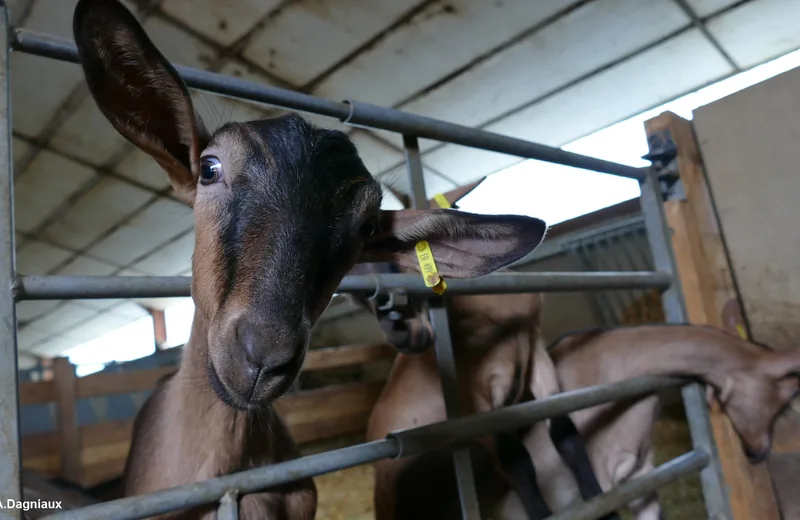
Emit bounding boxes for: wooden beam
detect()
[19,343,392,406]
[19,379,55,405]
[53,357,81,485]
[22,468,97,509]
[76,366,175,399]
[644,111,782,520]
[21,431,59,460]
[303,343,395,371]
[21,380,386,486]
[275,381,384,431]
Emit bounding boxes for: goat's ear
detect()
[358,209,547,278]
[386,186,412,210]
[433,177,487,209]
[73,0,208,205]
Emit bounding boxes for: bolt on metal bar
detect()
[14,271,673,301]
[0,3,22,519]
[38,375,685,520]
[10,28,644,180]
[547,450,710,520]
[638,167,733,520]
[403,133,481,520]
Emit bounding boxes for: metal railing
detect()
[0,2,732,519]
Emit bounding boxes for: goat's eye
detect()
[359,215,380,238]
[199,156,223,185]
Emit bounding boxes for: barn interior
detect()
[3,0,800,519]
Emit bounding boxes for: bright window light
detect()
[62,315,156,376]
[457,48,800,225]
[163,297,196,348]
[75,363,106,377]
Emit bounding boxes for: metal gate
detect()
[0,3,732,519]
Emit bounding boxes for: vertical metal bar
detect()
[571,243,617,326]
[217,491,239,520]
[595,236,634,320]
[402,135,428,208]
[615,229,648,302]
[403,135,481,520]
[0,3,21,519]
[429,305,482,520]
[638,168,732,520]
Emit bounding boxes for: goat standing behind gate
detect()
[354,184,604,520]
[358,185,800,519]
[71,1,548,518]
[495,324,800,519]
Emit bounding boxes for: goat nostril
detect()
[263,360,293,379]
[236,326,260,364]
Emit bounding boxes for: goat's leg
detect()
[584,398,661,520]
[619,449,661,520]
[234,477,316,520]
[549,415,621,520]
[374,457,412,520]
[495,430,553,520]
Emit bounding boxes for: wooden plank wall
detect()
[689,68,800,519]
[644,111,782,520]
[19,343,395,489]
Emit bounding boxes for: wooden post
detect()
[39,357,53,381]
[53,357,81,484]
[150,308,167,349]
[644,111,782,520]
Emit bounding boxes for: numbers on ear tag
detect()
[415,240,447,295]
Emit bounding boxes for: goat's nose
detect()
[236,321,263,366]
[235,319,299,377]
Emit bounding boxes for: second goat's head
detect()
[73,0,548,410]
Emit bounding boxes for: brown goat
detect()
[495,324,800,519]
[357,184,588,520]
[358,185,800,519]
[72,1,549,518]
[364,291,555,520]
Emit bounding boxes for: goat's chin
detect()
[744,442,771,464]
[207,362,249,410]
[741,436,772,464]
[206,361,297,412]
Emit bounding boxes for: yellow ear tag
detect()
[735,324,748,340]
[415,240,447,295]
[433,193,452,209]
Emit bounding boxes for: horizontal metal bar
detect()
[12,29,348,120]
[345,101,645,180]
[547,450,709,520]
[14,275,192,300]
[389,375,687,456]
[14,271,672,301]
[38,375,686,520]
[39,440,400,520]
[11,28,644,180]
